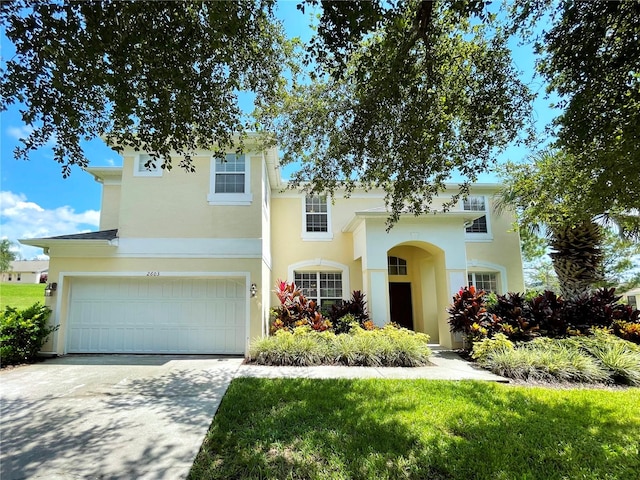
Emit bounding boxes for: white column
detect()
[442,270,468,348]
[368,269,389,327]
[448,271,467,297]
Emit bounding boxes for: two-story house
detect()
[21,138,524,355]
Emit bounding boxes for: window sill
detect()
[207,193,253,206]
[301,232,334,242]
[134,170,163,177]
[465,234,494,242]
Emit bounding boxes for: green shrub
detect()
[485,341,609,383]
[482,332,640,385]
[471,333,514,364]
[573,330,640,386]
[249,327,331,366]
[1,303,56,366]
[332,313,357,335]
[249,324,431,367]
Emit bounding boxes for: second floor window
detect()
[305,195,328,232]
[214,154,246,194]
[208,153,252,205]
[134,154,162,177]
[463,196,488,234]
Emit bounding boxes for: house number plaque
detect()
[146,271,160,276]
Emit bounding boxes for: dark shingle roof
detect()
[43,229,118,241]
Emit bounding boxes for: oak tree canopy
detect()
[2,0,638,219]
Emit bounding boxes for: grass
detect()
[190,378,640,480]
[0,283,45,310]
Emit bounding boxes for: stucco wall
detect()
[117,152,263,239]
[99,183,121,230]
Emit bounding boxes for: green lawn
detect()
[0,283,45,310]
[190,378,640,480]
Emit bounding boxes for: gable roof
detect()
[8,260,49,273]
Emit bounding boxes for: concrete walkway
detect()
[0,350,505,480]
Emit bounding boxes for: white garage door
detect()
[67,277,246,354]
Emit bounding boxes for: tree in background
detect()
[599,230,640,291]
[497,150,640,298]
[0,239,17,273]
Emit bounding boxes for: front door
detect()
[389,282,413,330]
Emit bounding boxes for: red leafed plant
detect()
[447,286,500,342]
[271,280,331,333]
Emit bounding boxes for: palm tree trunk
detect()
[549,221,604,298]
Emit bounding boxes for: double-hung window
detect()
[208,153,252,205]
[463,195,491,239]
[294,271,343,308]
[302,195,333,240]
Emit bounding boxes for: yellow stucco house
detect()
[21,139,524,355]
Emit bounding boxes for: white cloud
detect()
[6,125,34,141]
[0,191,100,259]
[6,125,56,147]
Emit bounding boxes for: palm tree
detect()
[496,150,639,299]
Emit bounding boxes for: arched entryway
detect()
[387,242,446,343]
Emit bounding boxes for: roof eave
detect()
[342,210,484,233]
[19,238,119,248]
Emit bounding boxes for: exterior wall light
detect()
[250,283,258,298]
[44,282,58,297]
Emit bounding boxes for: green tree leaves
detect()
[260,0,534,224]
[0,239,17,273]
[513,0,640,212]
[1,0,287,175]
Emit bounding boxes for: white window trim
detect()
[462,195,493,241]
[133,154,163,177]
[467,260,507,294]
[208,154,253,206]
[301,195,333,241]
[287,259,350,299]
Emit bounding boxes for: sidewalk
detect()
[237,348,508,382]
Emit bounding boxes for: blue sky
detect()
[1,2,556,259]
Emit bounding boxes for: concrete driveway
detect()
[0,355,244,480]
